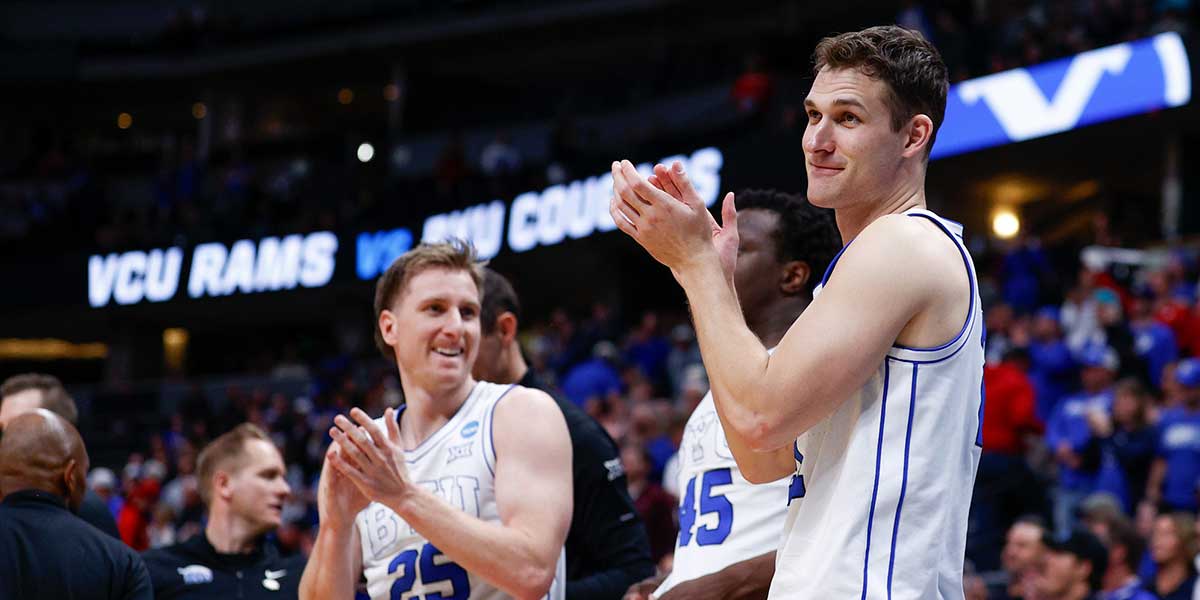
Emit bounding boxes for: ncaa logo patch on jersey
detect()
[460,420,480,438]
[177,564,213,585]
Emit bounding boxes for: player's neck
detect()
[749,296,808,349]
[499,341,529,385]
[835,184,925,242]
[205,509,262,554]
[397,377,476,446]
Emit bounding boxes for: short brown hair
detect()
[1,373,78,425]
[813,25,948,156]
[480,268,522,335]
[373,240,484,359]
[195,423,273,507]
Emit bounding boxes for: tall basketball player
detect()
[610,26,984,599]
[299,241,572,600]
[625,190,839,600]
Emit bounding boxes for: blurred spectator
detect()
[1000,516,1049,599]
[1146,513,1197,599]
[1002,237,1055,314]
[1029,306,1077,421]
[1146,359,1200,513]
[624,312,671,391]
[1097,515,1155,600]
[665,324,703,397]
[1062,276,1107,354]
[1037,529,1109,600]
[630,402,674,482]
[1047,345,1119,536]
[730,53,773,115]
[562,341,624,409]
[89,467,124,518]
[1090,379,1157,512]
[479,132,522,176]
[986,303,1017,364]
[622,443,676,568]
[1129,294,1178,389]
[119,479,159,551]
[147,505,177,549]
[983,348,1043,455]
[974,348,1044,570]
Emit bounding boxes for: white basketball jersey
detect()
[356,381,566,600]
[769,210,984,599]
[655,371,791,596]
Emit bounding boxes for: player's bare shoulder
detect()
[490,385,570,447]
[866,213,971,344]
[854,214,966,287]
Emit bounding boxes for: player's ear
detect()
[379,309,398,349]
[901,114,934,159]
[780,260,811,296]
[497,312,519,344]
[214,470,233,502]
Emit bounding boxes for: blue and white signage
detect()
[933,32,1191,159]
[88,232,338,308]
[355,146,724,278]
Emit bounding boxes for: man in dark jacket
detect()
[473,268,656,599]
[0,409,152,599]
[1,372,120,538]
[142,423,306,599]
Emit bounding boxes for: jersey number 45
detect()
[678,468,734,546]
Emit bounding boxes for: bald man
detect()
[1,372,121,538]
[0,409,152,600]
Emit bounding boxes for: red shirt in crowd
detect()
[982,361,1043,455]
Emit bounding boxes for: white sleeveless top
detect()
[655,365,791,596]
[769,210,984,599]
[355,381,566,600]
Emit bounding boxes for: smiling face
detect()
[380,267,482,394]
[803,67,914,210]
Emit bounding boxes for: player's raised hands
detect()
[610,159,739,282]
[328,406,413,509]
[317,439,370,527]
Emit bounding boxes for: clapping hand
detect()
[328,407,413,510]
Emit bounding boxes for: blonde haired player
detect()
[300,241,572,600]
[611,26,984,599]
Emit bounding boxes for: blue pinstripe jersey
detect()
[768,209,984,600]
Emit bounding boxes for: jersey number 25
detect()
[388,542,470,600]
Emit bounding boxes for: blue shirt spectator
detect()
[1030,347,1077,421]
[1002,238,1053,314]
[1047,389,1113,492]
[1152,360,1200,512]
[561,342,623,408]
[1130,296,1178,389]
